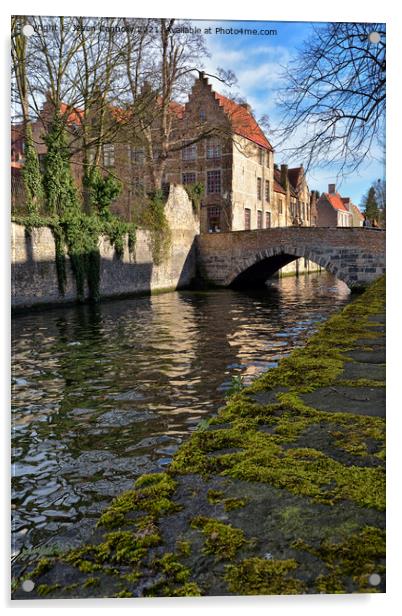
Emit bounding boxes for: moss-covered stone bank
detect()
[13,276,385,598]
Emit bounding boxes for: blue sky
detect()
[187,19,385,206]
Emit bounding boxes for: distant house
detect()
[342,199,364,227]
[316,184,353,227]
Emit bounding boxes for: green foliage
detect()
[43,113,80,218]
[140,190,171,265]
[226,375,244,397]
[184,182,204,215]
[17,117,136,302]
[362,185,380,222]
[21,124,44,215]
[87,167,122,218]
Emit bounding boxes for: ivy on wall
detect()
[140,190,172,266]
[13,114,137,303]
[21,124,44,215]
[13,115,201,302]
[184,182,205,215]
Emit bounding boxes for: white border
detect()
[2,1,401,614]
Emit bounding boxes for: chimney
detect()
[280,164,288,190]
[328,183,336,194]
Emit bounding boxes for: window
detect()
[207,170,221,194]
[266,151,270,168]
[206,140,221,159]
[278,199,283,215]
[131,146,145,165]
[258,149,265,165]
[182,142,197,161]
[257,177,262,200]
[265,180,270,202]
[244,208,251,230]
[257,210,263,229]
[207,206,221,232]
[199,110,206,122]
[103,143,115,167]
[266,211,271,228]
[301,203,305,220]
[182,172,196,185]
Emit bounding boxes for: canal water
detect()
[11,272,351,560]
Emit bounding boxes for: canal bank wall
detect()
[13,277,385,598]
[11,186,200,310]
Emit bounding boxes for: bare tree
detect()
[275,22,386,176]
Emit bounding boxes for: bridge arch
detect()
[226,245,349,288]
[196,228,385,291]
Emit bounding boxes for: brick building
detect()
[12,73,319,233]
[316,184,364,227]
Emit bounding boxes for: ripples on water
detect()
[11,273,350,557]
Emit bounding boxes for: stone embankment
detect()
[12,185,199,310]
[13,277,385,599]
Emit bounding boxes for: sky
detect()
[185,19,385,207]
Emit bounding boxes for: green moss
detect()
[207,489,224,504]
[224,557,305,595]
[145,552,202,597]
[190,516,248,561]
[247,276,385,396]
[97,472,179,529]
[338,379,385,388]
[63,583,79,593]
[36,583,61,596]
[30,557,51,578]
[114,589,133,598]
[64,525,161,576]
[23,278,385,597]
[176,539,191,557]
[224,497,248,511]
[292,526,385,593]
[172,389,385,509]
[82,576,99,588]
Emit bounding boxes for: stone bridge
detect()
[196,227,385,290]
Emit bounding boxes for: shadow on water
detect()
[11,272,351,557]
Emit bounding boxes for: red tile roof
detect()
[324,192,350,212]
[213,93,273,151]
[60,102,83,125]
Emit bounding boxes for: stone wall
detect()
[197,227,386,289]
[12,185,199,309]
